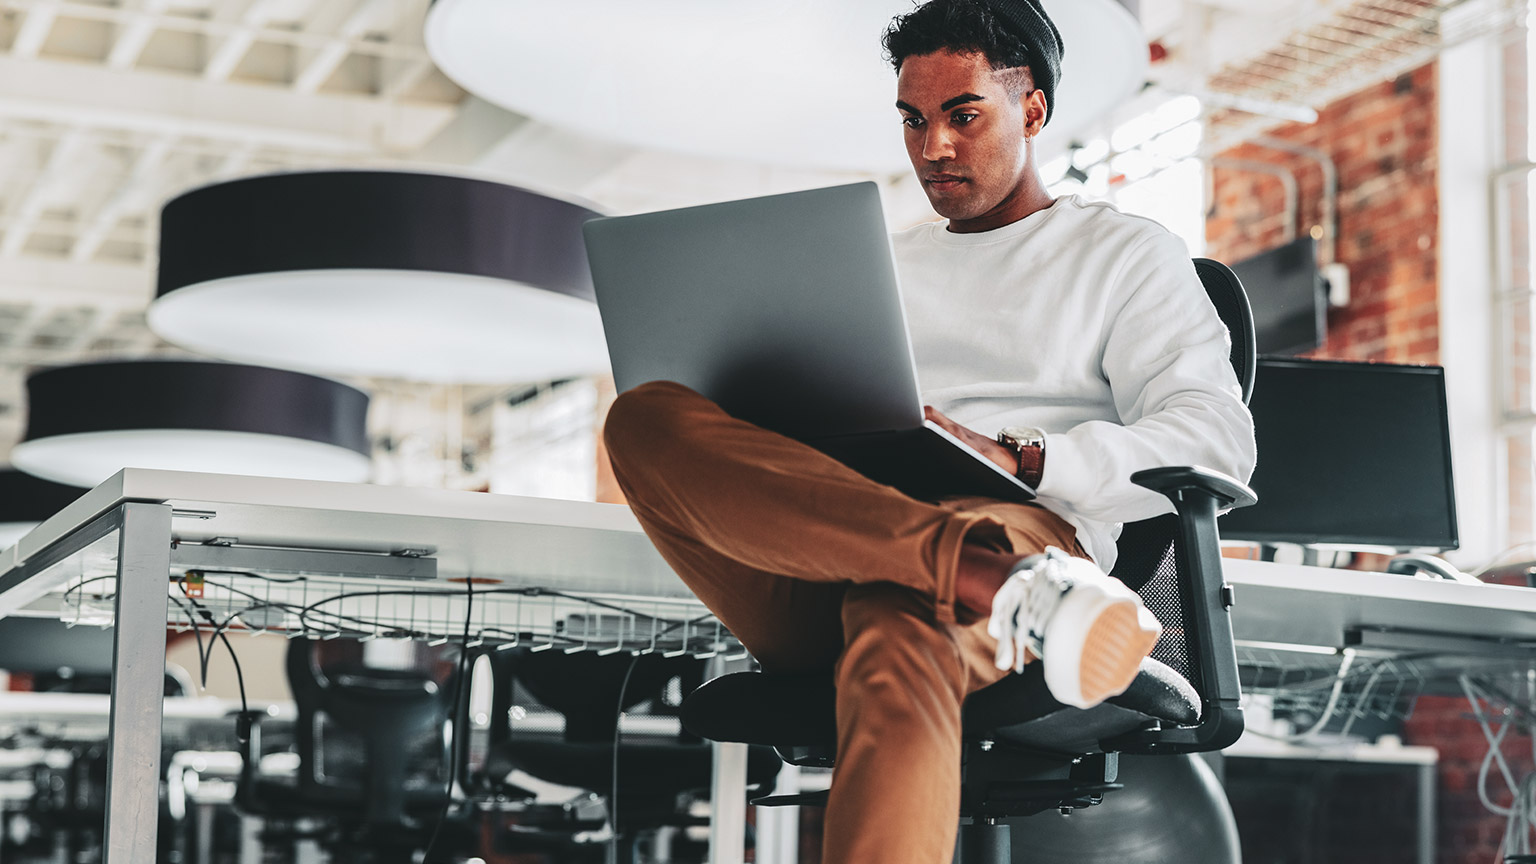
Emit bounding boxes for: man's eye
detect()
[953,113,977,125]
[902,117,923,129]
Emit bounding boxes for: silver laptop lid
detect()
[584,182,923,440]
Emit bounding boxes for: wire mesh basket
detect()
[57,565,741,660]
[1237,644,1429,733]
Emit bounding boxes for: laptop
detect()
[584,181,1034,504]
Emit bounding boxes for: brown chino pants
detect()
[602,381,1085,864]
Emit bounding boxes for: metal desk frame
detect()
[0,501,174,864]
[0,469,748,864]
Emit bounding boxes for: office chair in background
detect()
[236,637,467,864]
[681,258,1257,864]
[469,647,781,863]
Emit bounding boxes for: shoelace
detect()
[987,546,1073,673]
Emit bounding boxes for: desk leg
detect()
[102,503,172,864]
[709,741,749,864]
[1419,761,1436,864]
[755,763,800,864]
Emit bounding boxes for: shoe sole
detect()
[1077,601,1161,705]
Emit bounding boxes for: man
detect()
[602,0,1256,861]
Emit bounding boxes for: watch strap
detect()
[997,426,1046,487]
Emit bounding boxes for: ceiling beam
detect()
[70,136,175,263]
[380,0,433,98]
[10,0,60,59]
[203,0,285,83]
[293,0,390,94]
[0,257,152,310]
[0,129,90,259]
[105,0,174,69]
[0,55,458,154]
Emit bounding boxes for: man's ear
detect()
[1021,89,1047,138]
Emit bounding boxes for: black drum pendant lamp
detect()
[147,170,609,384]
[11,360,372,488]
[0,470,85,549]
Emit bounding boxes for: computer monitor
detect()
[1230,237,1327,356]
[1219,358,1458,551]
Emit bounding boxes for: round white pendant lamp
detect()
[424,0,1147,172]
[0,470,85,549]
[147,171,609,384]
[11,360,373,488]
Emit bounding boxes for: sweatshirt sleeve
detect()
[1031,232,1257,523]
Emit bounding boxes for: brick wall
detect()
[1209,60,1533,864]
[1207,64,1439,365]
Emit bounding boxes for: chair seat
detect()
[680,657,1200,756]
[487,734,782,796]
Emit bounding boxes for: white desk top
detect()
[4,470,1535,651]
[1225,735,1439,765]
[1223,557,1536,648]
[0,469,687,608]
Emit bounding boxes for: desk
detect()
[4,471,1535,864]
[1223,558,1536,650]
[0,468,709,864]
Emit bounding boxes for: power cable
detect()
[422,577,474,863]
[608,612,718,861]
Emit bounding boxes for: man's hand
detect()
[924,406,1020,476]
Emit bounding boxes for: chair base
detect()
[956,821,1010,864]
[961,742,1121,820]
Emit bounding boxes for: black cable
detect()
[168,595,208,685]
[172,569,732,844]
[292,585,694,639]
[180,573,708,647]
[215,629,249,716]
[422,578,474,863]
[608,612,716,857]
[609,653,642,859]
[185,575,724,655]
[181,572,708,646]
[170,589,250,742]
[192,575,396,639]
[60,574,119,614]
[186,568,306,584]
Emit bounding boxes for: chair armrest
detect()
[1131,466,1256,511]
[1108,466,1254,754]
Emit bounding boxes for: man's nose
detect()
[922,126,956,162]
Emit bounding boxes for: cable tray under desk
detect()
[1236,637,1536,733]
[32,533,736,659]
[1238,643,1430,729]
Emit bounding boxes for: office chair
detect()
[680,258,1257,863]
[236,637,459,864]
[473,648,781,863]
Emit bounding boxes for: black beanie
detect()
[986,0,1064,127]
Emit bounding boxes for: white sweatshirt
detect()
[892,195,1257,571]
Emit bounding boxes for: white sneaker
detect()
[986,547,1162,709]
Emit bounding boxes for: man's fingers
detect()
[924,405,955,432]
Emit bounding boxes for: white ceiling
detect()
[0,0,1514,473]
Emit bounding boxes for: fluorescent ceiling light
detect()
[11,361,372,488]
[148,170,609,385]
[424,0,1149,172]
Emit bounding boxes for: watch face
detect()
[1000,426,1045,447]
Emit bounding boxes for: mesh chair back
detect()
[1108,259,1254,694]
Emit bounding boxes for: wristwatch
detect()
[996,426,1046,487]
